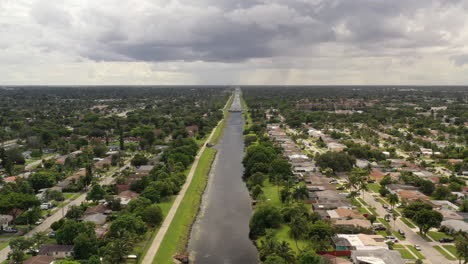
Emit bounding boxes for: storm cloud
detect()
[1,0,468,84]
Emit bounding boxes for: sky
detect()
[1,0,468,85]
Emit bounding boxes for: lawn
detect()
[0,241,9,251]
[400,217,416,229]
[367,183,380,193]
[377,218,391,228]
[135,197,175,263]
[261,179,282,207]
[417,232,433,242]
[407,245,425,259]
[433,245,456,260]
[392,231,405,241]
[396,248,416,259]
[152,147,217,264]
[442,245,463,260]
[269,225,311,254]
[427,231,452,242]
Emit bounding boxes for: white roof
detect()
[356,256,386,264]
[326,210,340,219]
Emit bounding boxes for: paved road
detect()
[141,98,230,264]
[361,191,458,264]
[0,157,131,262]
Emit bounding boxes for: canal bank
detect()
[188,94,259,263]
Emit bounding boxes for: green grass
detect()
[261,179,282,207]
[396,248,417,259]
[442,245,463,260]
[271,225,311,254]
[153,147,217,264]
[417,232,433,242]
[135,197,175,263]
[240,96,253,128]
[400,217,416,229]
[357,198,368,206]
[434,245,456,260]
[392,231,405,241]
[378,218,391,228]
[209,95,233,145]
[407,245,425,259]
[368,183,380,193]
[427,231,452,242]
[0,241,9,251]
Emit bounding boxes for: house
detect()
[0,214,13,229]
[351,248,404,264]
[369,169,384,182]
[334,219,372,229]
[333,234,387,251]
[334,208,366,220]
[397,190,428,201]
[81,213,107,225]
[38,244,74,259]
[441,219,468,233]
[116,190,140,205]
[23,255,55,264]
[328,142,346,152]
[135,165,154,174]
[57,168,86,188]
[4,176,17,183]
[116,184,130,194]
[186,125,199,137]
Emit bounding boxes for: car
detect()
[414,245,421,251]
[385,236,398,243]
[439,238,455,243]
[386,208,393,213]
[3,227,18,233]
[336,186,345,190]
[382,204,388,209]
[48,232,55,238]
[398,229,405,237]
[373,225,386,231]
[35,219,44,225]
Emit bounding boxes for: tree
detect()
[289,216,308,251]
[297,250,325,264]
[31,232,48,251]
[402,200,433,219]
[292,185,308,201]
[249,204,282,238]
[47,189,64,201]
[418,180,435,196]
[367,214,377,225]
[65,205,84,220]
[455,234,468,264]
[102,231,135,264]
[131,153,148,167]
[141,204,163,227]
[433,185,451,200]
[56,220,95,245]
[29,171,57,191]
[258,230,279,261]
[388,193,399,209]
[0,192,41,224]
[252,185,264,200]
[413,209,443,236]
[380,175,392,186]
[315,152,356,172]
[264,255,287,264]
[276,241,295,264]
[460,200,468,213]
[109,215,147,237]
[86,184,106,201]
[73,232,98,259]
[9,237,34,263]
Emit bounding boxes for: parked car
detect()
[385,236,398,243]
[3,227,18,233]
[35,219,44,225]
[336,186,345,190]
[374,197,380,202]
[382,204,388,209]
[398,229,405,237]
[48,232,55,238]
[414,245,421,251]
[439,238,454,243]
[373,225,386,231]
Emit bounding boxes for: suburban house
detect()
[333,234,387,251]
[23,255,55,264]
[116,190,140,205]
[351,248,404,264]
[38,244,74,259]
[334,219,372,229]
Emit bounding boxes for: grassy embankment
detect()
[152,147,216,264]
[209,94,234,145]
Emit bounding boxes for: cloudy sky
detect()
[1,0,468,85]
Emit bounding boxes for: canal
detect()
[188,111,259,263]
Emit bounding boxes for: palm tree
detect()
[276,241,295,263]
[388,193,399,210]
[289,216,308,252]
[292,185,308,201]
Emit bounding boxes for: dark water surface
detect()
[188,112,259,264]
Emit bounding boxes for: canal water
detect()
[188,112,259,264]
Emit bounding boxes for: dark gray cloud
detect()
[16,0,468,63]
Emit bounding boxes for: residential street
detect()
[361,191,459,264]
